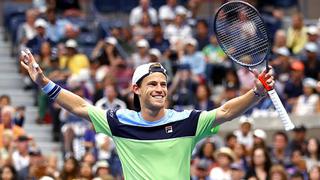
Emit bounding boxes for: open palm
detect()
[20,49,47,86]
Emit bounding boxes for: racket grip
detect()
[268,89,295,131]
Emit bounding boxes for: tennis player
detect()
[20,49,274,179]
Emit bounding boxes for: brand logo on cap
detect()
[165,126,173,133]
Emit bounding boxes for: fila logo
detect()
[165,126,173,133]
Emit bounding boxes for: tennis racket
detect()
[214,1,295,131]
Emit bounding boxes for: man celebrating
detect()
[20,49,274,179]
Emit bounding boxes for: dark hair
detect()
[196,19,208,28]
[225,133,237,142]
[251,147,272,173]
[0,165,17,180]
[61,156,80,179]
[0,94,11,104]
[273,131,289,142]
[306,137,320,160]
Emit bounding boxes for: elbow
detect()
[216,106,234,124]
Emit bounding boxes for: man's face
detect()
[273,135,287,150]
[135,73,167,111]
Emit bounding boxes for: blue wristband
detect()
[41,81,62,100]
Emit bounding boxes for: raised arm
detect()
[213,69,274,126]
[20,49,91,120]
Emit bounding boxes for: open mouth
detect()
[151,95,164,100]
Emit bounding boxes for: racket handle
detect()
[268,89,295,131]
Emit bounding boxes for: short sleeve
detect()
[88,105,112,137]
[195,110,220,142]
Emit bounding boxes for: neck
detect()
[140,108,165,122]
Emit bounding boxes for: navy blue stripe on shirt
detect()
[106,109,201,140]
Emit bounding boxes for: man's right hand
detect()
[20,49,49,87]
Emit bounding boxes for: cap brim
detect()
[134,94,141,111]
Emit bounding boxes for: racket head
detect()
[214,1,271,68]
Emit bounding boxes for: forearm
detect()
[214,89,263,125]
[55,89,90,120]
[40,78,90,120]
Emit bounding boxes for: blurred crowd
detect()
[0,0,320,179]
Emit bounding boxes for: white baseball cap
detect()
[254,129,267,140]
[307,26,318,35]
[65,39,78,48]
[305,42,318,53]
[136,39,149,48]
[184,37,198,47]
[105,36,117,45]
[132,63,167,111]
[35,18,48,28]
[275,47,290,56]
[149,48,161,59]
[303,77,317,88]
[239,116,254,125]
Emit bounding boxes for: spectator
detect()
[0,130,14,166]
[82,152,96,167]
[192,159,211,180]
[194,84,215,111]
[95,85,127,110]
[129,0,157,26]
[225,133,237,150]
[164,6,192,42]
[12,135,30,172]
[306,26,320,55]
[45,8,69,44]
[45,155,60,179]
[18,147,46,180]
[232,143,249,172]
[209,147,235,180]
[132,12,154,41]
[0,95,11,110]
[149,48,162,63]
[271,29,287,55]
[159,0,184,25]
[269,164,288,180]
[293,78,320,115]
[288,125,308,154]
[59,23,80,44]
[168,65,198,110]
[59,39,90,75]
[270,131,291,167]
[130,39,150,68]
[0,165,17,180]
[245,147,272,180]
[286,149,308,178]
[286,12,307,54]
[304,137,320,170]
[180,38,206,77]
[26,18,53,55]
[194,19,210,51]
[148,24,170,53]
[233,116,254,150]
[194,141,216,167]
[91,37,122,67]
[230,163,245,180]
[93,161,112,178]
[283,60,304,112]
[302,42,320,80]
[308,165,320,180]
[253,129,267,149]
[17,9,38,47]
[59,156,80,180]
[79,162,93,179]
[0,106,26,149]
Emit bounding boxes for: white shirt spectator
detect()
[129,6,157,26]
[294,94,319,116]
[12,151,30,171]
[164,24,192,42]
[159,4,185,21]
[209,167,232,180]
[234,130,254,149]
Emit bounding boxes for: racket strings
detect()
[215,2,269,66]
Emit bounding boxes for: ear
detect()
[132,84,140,95]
